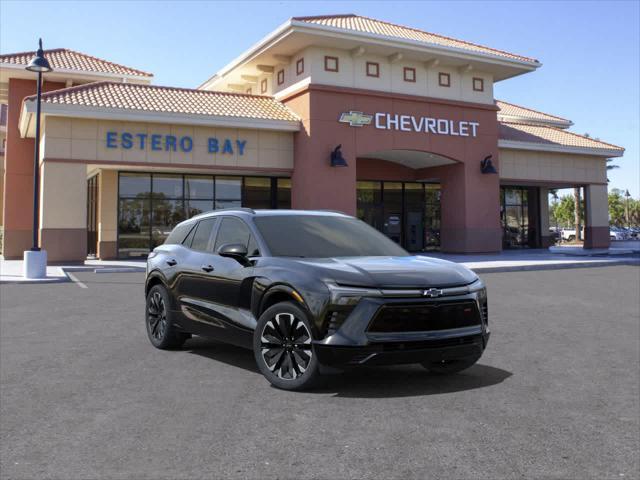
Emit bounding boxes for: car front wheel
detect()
[253,301,321,391]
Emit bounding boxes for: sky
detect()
[1,0,638,197]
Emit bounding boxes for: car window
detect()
[213,217,256,254]
[253,215,408,258]
[190,218,217,252]
[165,222,195,245]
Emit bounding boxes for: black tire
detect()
[253,301,321,391]
[567,235,575,242]
[421,356,480,375]
[145,284,188,349]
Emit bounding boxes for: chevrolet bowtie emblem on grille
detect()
[338,111,373,127]
[423,288,443,298]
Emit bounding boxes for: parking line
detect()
[66,272,88,289]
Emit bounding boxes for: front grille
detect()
[367,301,481,333]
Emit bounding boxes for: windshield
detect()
[254,215,409,258]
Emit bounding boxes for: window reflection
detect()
[117,173,289,258]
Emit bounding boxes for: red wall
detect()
[283,84,502,253]
[2,78,66,259]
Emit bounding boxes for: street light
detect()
[625,189,631,229]
[23,39,52,279]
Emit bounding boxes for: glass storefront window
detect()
[244,177,272,209]
[117,173,289,258]
[277,178,291,209]
[185,176,214,200]
[119,173,151,197]
[152,174,183,199]
[152,199,186,248]
[215,177,241,209]
[118,197,151,258]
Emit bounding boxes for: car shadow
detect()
[184,338,512,398]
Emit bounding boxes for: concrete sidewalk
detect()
[0,258,146,284]
[1,249,637,283]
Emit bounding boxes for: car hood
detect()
[287,256,477,288]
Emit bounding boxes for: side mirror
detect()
[217,243,249,265]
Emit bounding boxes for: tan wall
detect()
[42,117,294,170]
[98,169,118,243]
[40,162,86,229]
[39,161,87,261]
[272,46,494,104]
[499,149,607,184]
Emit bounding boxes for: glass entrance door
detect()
[86,175,99,257]
[500,186,540,248]
[357,181,441,252]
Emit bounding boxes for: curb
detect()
[471,259,640,274]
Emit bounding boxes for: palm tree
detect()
[574,187,581,241]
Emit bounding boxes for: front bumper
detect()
[312,293,490,367]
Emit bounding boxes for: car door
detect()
[173,216,225,336]
[177,215,257,348]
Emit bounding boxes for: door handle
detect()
[201,264,214,272]
[166,259,177,267]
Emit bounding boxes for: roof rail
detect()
[189,207,256,220]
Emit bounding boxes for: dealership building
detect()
[0,14,624,261]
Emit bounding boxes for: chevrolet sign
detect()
[339,111,480,137]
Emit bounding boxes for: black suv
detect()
[145,209,490,390]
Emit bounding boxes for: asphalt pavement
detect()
[1,266,638,479]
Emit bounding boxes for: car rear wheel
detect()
[146,284,188,349]
[421,356,480,375]
[253,301,320,391]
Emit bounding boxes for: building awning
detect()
[498,122,624,157]
[0,48,152,80]
[496,100,573,129]
[19,81,301,137]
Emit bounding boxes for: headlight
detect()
[467,278,485,293]
[325,282,382,306]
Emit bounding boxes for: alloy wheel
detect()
[260,312,313,380]
[147,291,168,341]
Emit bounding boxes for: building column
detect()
[98,170,118,259]
[539,187,553,247]
[39,161,87,262]
[286,91,357,214]
[584,184,610,249]
[429,161,502,253]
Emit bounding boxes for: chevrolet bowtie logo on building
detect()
[338,111,373,127]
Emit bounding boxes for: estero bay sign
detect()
[105,131,248,155]
[339,111,480,137]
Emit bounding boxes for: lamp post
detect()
[624,189,631,230]
[23,39,52,279]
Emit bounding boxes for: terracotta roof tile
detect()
[293,14,538,64]
[0,48,152,78]
[499,122,623,153]
[27,82,299,122]
[496,100,571,126]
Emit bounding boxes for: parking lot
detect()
[1,266,638,479]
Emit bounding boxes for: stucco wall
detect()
[273,46,494,105]
[42,117,294,171]
[499,148,607,184]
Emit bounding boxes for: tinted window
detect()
[214,217,253,252]
[254,215,409,258]
[165,222,195,245]
[190,218,217,251]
